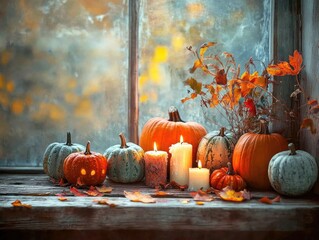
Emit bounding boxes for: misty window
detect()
[0,0,270,167]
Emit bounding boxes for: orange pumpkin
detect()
[63,141,107,186]
[210,162,246,191]
[232,120,288,190]
[139,106,207,168]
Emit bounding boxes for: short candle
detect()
[144,142,168,187]
[169,135,192,185]
[188,160,210,191]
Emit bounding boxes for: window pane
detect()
[138,0,270,131]
[0,0,128,167]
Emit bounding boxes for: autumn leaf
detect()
[58,197,68,201]
[190,189,214,202]
[244,98,257,116]
[290,88,302,98]
[310,105,319,114]
[11,200,32,208]
[300,118,317,134]
[214,186,251,202]
[259,195,281,204]
[70,187,87,197]
[93,199,117,208]
[267,50,303,76]
[308,99,318,106]
[124,191,156,203]
[154,191,170,197]
[199,42,217,60]
[96,185,113,193]
[84,186,104,197]
[184,78,202,94]
[189,59,202,73]
[215,69,227,85]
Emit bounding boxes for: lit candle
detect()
[188,160,210,191]
[144,142,168,187]
[169,135,192,185]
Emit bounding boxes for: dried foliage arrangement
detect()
[182,42,318,140]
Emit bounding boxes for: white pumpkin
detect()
[196,127,236,173]
[268,143,318,196]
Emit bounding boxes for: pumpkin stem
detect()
[257,119,270,135]
[84,141,91,155]
[226,162,235,175]
[119,133,128,148]
[219,127,225,137]
[168,106,185,122]
[288,143,297,155]
[66,132,73,146]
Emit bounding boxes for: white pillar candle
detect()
[144,142,168,187]
[188,160,210,191]
[169,135,192,185]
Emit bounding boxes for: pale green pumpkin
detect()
[104,133,145,183]
[268,143,318,196]
[43,132,85,180]
[197,127,236,173]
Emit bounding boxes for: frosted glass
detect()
[138,0,270,132]
[0,0,128,166]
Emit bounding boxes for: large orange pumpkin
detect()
[139,106,207,168]
[232,120,288,190]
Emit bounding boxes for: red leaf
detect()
[215,69,227,85]
[70,187,87,197]
[259,195,281,204]
[244,98,256,116]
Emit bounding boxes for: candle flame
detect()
[153,142,157,152]
[198,160,202,169]
[180,135,183,144]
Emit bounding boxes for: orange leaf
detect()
[310,105,319,114]
[154,191,170,197]
[199,42,217,59]
[11,200,32,208]
[267,50,303,76]
[124,191,156,204]
[84,186,104,197]
[93,199,117,208]
[189,59,202,73]
[308,99,318,106]
[96,185,113,193]
[58,197,68,201]
[191,190,214,202]
[196,201,205,205]
[70,187,87,197]
[215,186,250,202]
[300,118,317,134]
[259,195,281,204]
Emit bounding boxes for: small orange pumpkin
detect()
[232,120,288,190]
[139,106,207,168]
[210,162,246,191]
[63,141,107,186]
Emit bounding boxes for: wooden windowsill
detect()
[0,173,319,240]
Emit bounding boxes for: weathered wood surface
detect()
[1,174,319,239]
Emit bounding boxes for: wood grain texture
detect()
[0,173,319,239]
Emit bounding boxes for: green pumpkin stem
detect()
[226,162,235,175]
[84,141,91,155]
[219,127,226,137]
[119,133,128,148]
[66,132,73,146]
[288,143,297,155]
[168,106,185,122]
[257,119,270,135]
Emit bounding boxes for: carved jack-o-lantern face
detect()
[63,141,107,186]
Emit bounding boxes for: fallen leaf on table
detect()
[214,186,250,202]
[84,186,104,197]
[180,199,190,204]
[124,191,156,203]
[96,185,113,193]
[11,200,32,208]
[58,197,68,201]
[154,191,170,197]
[190,189,214,202]
[70,187,87,197]
[196,201,205,205]
[93,199,117,208]
[259,195,281,204]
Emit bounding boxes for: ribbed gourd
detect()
[197,127,235,173]
[43,132,85,180]
[104,133,145,183]
[268,143,318,196]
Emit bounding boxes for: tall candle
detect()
[144,142,168,187]
[169,135,192,185]
[188,160,210,191]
